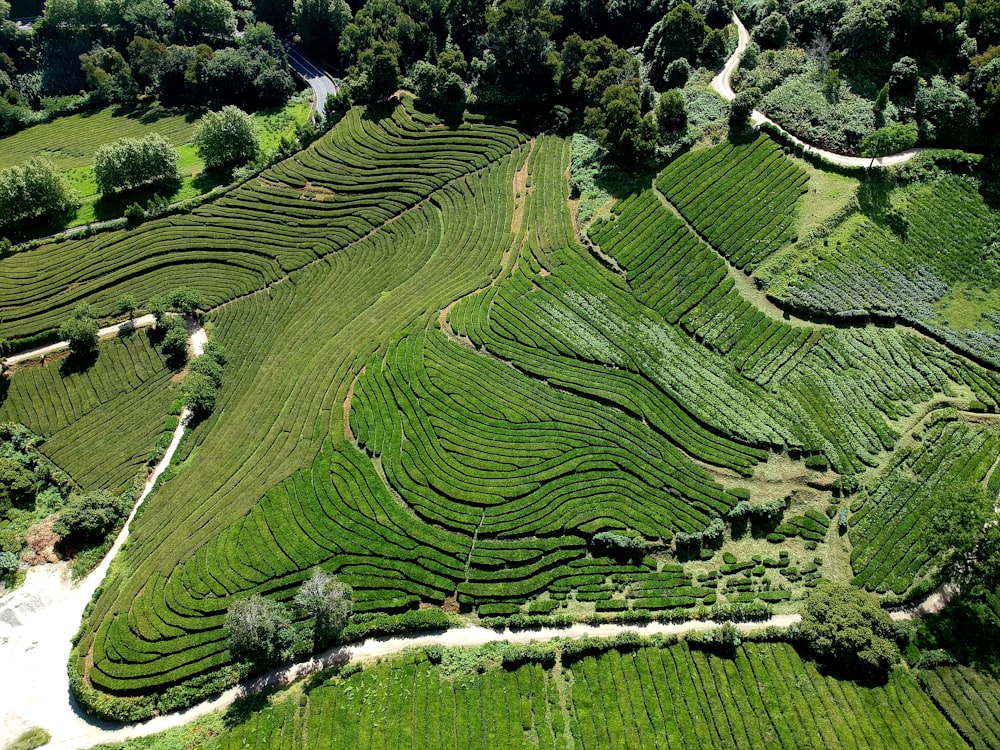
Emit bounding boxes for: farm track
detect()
[0,321,205,749]
[711,13,926,168]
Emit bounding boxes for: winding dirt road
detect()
[0,322,205,749]
[710,13,925,168]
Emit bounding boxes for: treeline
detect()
[734,0,1000,151]
[275,0,737,165]
[0,0,297,134]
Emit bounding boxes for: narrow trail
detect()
[0,322,206,749]
[5,315,157,366]
[711,13,926,168]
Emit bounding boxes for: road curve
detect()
[285,45,338,117]
[710,13,926,168]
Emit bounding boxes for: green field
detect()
[102,642,967,750]
[1,98,998,721]
[0,95,312,226]
[0,331,177,494]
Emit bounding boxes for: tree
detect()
[168,286,205,315]
[184,371,218,417]
[161,319,190,365]
[226,594,296,662]
[193,106,259,169]
[94,133,179,195]
[59,307,99,356]
[596,85,658,167]
[292,0,351,57]
[174,0,237,43]
[644,3,709,85]
[754,12,789,49]
[655,89,688,134]
[115,294,138,320]
[0,457,35,519]
[889,57,919,98]
[0,157,79,231]
[729,86,761,129]
[476,0,560,104]
[54,489,129,544]
[797,582,899,677]
[293,569,353,648]
[861,122,918,165]
[931,482,1000,598]
[79,45,136,102]
[350,41,401,103]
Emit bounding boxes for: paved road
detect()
[285,45,338,117]
[710,13,925,168]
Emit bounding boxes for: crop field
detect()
[758,173,1000,365]
[0,332,176,493]
[850,411,1000,594]
[921,665,1000,749]
[0,102,985,715]
[186,643,965,750]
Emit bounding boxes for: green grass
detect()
[0,94,312,228]
[5,727,52,750]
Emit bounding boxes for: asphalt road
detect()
[285,45,339,117]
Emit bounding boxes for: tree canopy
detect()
[225,594,296,663]
[94,133,179,195]
[797,582,899,678]
[193,106,260,169]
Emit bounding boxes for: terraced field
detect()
[0,332,176,493]
[0,99,990,720]
[922,665,1000,749]
[188,643,966,750]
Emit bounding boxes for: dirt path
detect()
[0,323,206,749]
[711,13,925,169]
[5,315,158,366]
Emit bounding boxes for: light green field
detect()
[0,94,312,226]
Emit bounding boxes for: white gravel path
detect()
[0,322,205,749]
[710,13,925,168]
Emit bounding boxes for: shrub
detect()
[0,549,18,578]
[184,371,218,418]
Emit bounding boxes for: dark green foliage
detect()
[797,581,899,677]
[160,320,190,366]
[0,456,35,518]
[59,307,98,357]
[193,106,259,169]
[53,489,130,545]
[0,157,79,232]
[168,287,205,315]
[292,0,351,58]
[729,85,760,128]
[754,12,789,49]
[225,594,296,663]
[644,3,712,88]
[183,371,218,418]
[655,89,688,134]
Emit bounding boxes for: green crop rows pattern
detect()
[654,135,808,271]
[922,665,1000,749]
[850,412,1000,594]
[0,332,175,493]
[200,644,964,749]
[0,106,986,708]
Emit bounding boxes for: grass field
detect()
[0,331,177,494]
[0,95,312,227]
[96,642,968,750]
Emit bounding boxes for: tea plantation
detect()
[4,98,1000,742]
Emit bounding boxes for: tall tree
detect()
[293,569,353,648]
[293,0,352,57]
[193,105,260,168]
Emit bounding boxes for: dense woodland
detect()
[1,0,994,172]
